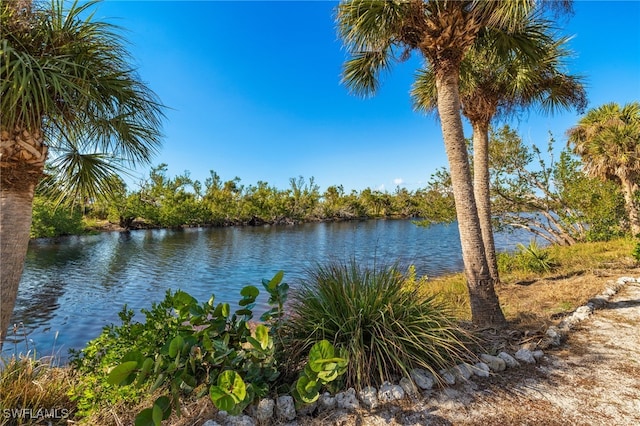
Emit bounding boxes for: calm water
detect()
[4,219,529,360]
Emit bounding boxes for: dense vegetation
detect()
[30,164,456,237]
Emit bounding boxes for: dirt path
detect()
[316,279,640,426]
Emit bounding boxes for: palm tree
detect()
[0,0,164,345]
[337,1,561,327]
[412,19,586,282]
[567,102,640,236]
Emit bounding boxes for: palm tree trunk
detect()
[0,127,46,347]
[472,121,500,283]
[620,175,640,237]
[435,70,506,328]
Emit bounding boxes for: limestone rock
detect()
[545,326,565,347]
[254,398,274,422]
[410,368,435,390]
[439,369,456,385]
[335,388,360,410]
[224,415,255,426]
[318,392,336,412]
[378,382,405,404]
[480,354,506,372]
[472,362,490,378]
[452,363,473,381]
[276,395,296,421]
[573,305,593,321]
[399,377,419,397]
[515,348,536,364]
[532,350,544,360]
[202,421,222,426]
[358,386,379,409]
[498,351,521,368]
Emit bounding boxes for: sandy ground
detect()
[310,279,640,426]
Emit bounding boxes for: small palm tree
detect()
[567,102,640,236]
[412,17,586,282]
[0,0,164,344]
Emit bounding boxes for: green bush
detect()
[632,241,640,263]
[30,196,85,238]
[515,241,556,273]
[281,261,475,390]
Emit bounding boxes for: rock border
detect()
[203,276,640,426]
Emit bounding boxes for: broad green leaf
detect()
[317,368,339,383]
[296,376,320,403]
[309,340,334,372]
[136,358,154,385]
[217,370,246,402]
[212,394,236,412]
[107,361,138,386]
[254,324,270,350]
[154,396,172,421]
[168,335,184,358]
[240,285,259,298]
[268,271,284,290]
[151,404,163,426]
[134,408,154,426]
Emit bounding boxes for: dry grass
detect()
[422,238,639,332]
[0,355,76,426]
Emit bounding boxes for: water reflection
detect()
[4,219,530,361]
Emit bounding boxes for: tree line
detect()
[30,165,456,236]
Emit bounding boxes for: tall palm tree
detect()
[567,102,640,236]
[337,0,560,327]
[412,19,586,282]
[0,0,164,345]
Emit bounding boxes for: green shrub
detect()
[515,241,556,273]
[281,261,475,390]
[101,271,342,423]
[632,241,640,263]
[30,197,85,238]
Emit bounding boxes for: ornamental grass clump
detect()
[282,261,476,390]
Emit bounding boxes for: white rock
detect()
[498,352,521,368]
[515,348,536,364]
[532,350,544,360]
[358,386,379,409]
[399,377,419,396]
[472,362,491,378]
[439,369,456,385]
[335,388,360,410]
[276,395,296,421]
[602,287,616,297]
[452,363,473,381]
[410,368,435,390]
[617,277,635,284]
[202,421,222,426]
[224,415,255,426]
[572,305,593,321]
[480,354,506,372]
[318,392,336,412]
[378,382,405,403]
[545,326,564,346]
[296,400,317,416]
[254,398,274,422]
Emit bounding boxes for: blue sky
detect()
[94,1,640,193]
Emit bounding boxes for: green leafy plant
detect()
[632,241,640,263]
[104,272,288,425]
[282,261,475,389]
[516,240,556,273]
[292,340,348,404]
